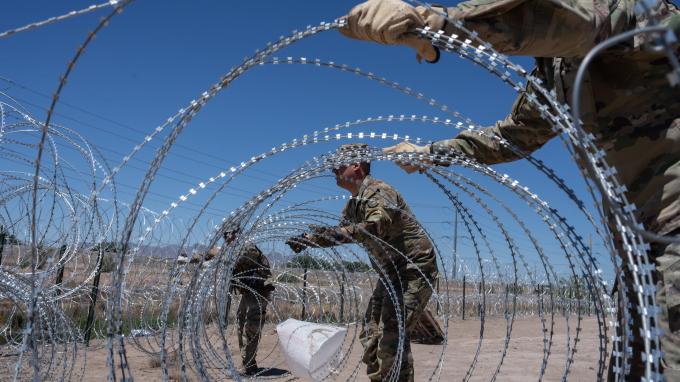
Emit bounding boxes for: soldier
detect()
[194,231,274,375]
[340,0,680,379]
[286,143,438,382]
[232,240,273,376]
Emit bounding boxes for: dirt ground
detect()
[54,315,605,381]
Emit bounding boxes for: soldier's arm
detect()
[346,189,395,241]
[231,254,248,275]
[305,191,395,245]
[304,226,354,247]
[431,68,558,165]
[299,202,356,248]
[442,0,632,57]
[259,254,272,279]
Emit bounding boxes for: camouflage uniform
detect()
[424,0,680,378]
[307,174,438,382]
[232,243,273,373]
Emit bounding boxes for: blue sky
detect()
[1,1,622,281]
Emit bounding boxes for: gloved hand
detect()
[309,224,333,235]
[340,0,446,63]
[383,141,432,173]
[286,234,310,253]
[189,247,219,264]
[309,224,352,243]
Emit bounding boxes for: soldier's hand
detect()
[383,141,432,174]
[204,247,220,261]
[309,224,330,235]
[285,235,309,253]
[339,0,445,63]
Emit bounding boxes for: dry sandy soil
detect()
[52,315,605,381]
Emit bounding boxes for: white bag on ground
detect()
[276,318,347,381]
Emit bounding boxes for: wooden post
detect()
[453,208,458,280]
[340,271,346,323]
[84,247,105,346]
[478,282,482,317]
[504,283,509,316]
[54,245,67,296]
[300,256,308,320]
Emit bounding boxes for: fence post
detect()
[504,283,509,316]
[84,247,105,346]
[300,256,308,320]
[0,225,7,265]
[0,225,6,266]
[55,245,67,295]
[462,275,466,320]
[535,283,538,313]
[478,282,482,317]
[340,271,346,323]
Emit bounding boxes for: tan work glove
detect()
[340,0,446,63]
[383,141,432,173]
[189,247,219,264]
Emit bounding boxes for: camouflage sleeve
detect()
[232,250,272,290]
[232,245,261,274]
[304,201,355,247]
[431,68,558,165]
[443,0,631,57]
[347,188,396,242]
[258,253,272,279]
[232,254,249,275]
[306,226,353,247]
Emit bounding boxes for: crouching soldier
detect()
[286,143,438,382]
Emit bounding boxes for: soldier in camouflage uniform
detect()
[341,0,680,379]
[286,143,438,382]
[198,230,274,375]
[231,241,273,375]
